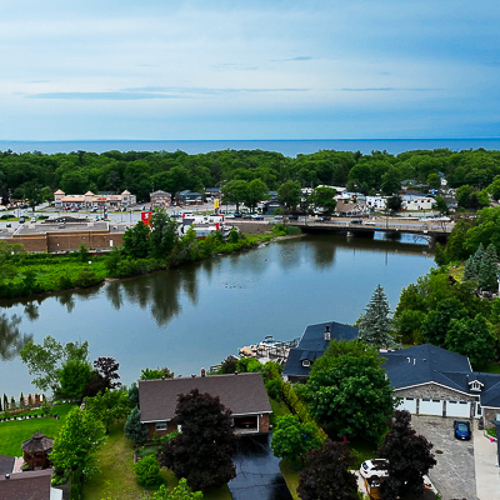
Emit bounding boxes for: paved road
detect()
[229,435,293,500]
[411,416,478,500]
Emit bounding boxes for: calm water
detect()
[1,139,500,156]
[0,234,434,396]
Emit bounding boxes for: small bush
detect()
[134,454,161,487]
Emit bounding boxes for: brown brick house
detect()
[139,372,272,438]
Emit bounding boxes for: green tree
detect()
[455,185,474,209]
[310,187,337,215]
[140,367,174,380]
[0,240,26,283]
[278,180,302,213]
[23,181,44,212]
[271,415,322,464]
[378,410,436,500]
[427,173,441,190]
[221,179,248,212]
[78,243,90,263]
[158,389,237,492]
[50,407,106,475]
[297,440,358,500]
[421,298,468,347]
[57,358,94,400]
[305,340,396,439]
[433,195,449,215]
[20,337,89,393]
[125,405,149,445]
[381,167,401,196]
[85,388,131,433]
[445,315,496,368]
[479,243,498,292]
[149,478,203,500]
[150,208,178,260]
[135,454,161,487]
[357,284,394,347]
[243,179,269,213]
[386,195,402,213]
[122,221,151,259]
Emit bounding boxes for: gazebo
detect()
[21,432,54,470]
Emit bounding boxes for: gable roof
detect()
[139,372,272,423]
[0,469,52,500]
[382,344,471,390]
[283,321,359,378]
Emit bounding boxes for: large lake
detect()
[0,233,434,397]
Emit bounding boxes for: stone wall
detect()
[230,221,272,235]
[483,408,500,429]
[395,384,477,402]
[259,413,270,433]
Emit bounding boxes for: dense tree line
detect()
[5,147,500,205]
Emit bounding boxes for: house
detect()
[401,194,435,211]
[262,200,284,215]
[383,344,500,428]
[0,469,63,500]
[205,187,221,199]
[283,321,359,383]
[139,372,272,438]
[150,190,172,207]
[176,190,204,205]
[335,200,370,217]
[54,189,136,208]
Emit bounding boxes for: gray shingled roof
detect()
[283,321,359,377]
[0,469,52,500]
[0,454,14,475]
[139,372,272,423]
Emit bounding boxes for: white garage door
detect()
[419,399,443,416]
[397,397,417,413]
[446,400,471,418]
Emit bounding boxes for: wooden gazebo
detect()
[21,432,54,470]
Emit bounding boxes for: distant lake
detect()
[1,138,500,156]
[0,233,434,397]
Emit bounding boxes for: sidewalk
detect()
[474,420,500,500]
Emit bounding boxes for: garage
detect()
[397,397,417,413]
[419,398,443,416]
[446,400,471,418]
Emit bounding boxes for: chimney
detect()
[191,374,196,378]
[324,324,331,341]
[201,368,206,377]
[234,371,238,375]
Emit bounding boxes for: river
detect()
[0,233,434,397]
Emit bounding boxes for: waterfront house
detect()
[139,372,272,438]
[150,190,172,207]
[383,344,500,428]
[283,321,359,383]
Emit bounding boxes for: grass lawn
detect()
[449,263,465,282]
[83,422,231,500]
[279,459,302,500]
[0,403,76,456]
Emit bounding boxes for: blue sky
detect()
[1,0,500,140]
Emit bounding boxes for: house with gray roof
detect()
[283,321,359,383]
[0,469,64,500]
[139,372,272,438]
[383,344,500,428]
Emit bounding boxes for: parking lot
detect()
[411,416,478,500]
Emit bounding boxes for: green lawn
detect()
[83,422,231,500]
[0,403,76,456]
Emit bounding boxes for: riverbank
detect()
[0,225,300,301]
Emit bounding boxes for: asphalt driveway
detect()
[228,435,293,500]
[411,416,478,500]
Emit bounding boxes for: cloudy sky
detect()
[1,0,500,140]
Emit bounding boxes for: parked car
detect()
[288,214,299,220]
[359,459,388,479]
[19,217,25,224]
[251,214,264,220]
[233,212,243,218]
[242,214,253,220]
[318,215,331,221]
[349,219,363,224]
[454,420,471,440]
[225,214,235,219]
[30,217,36,223]
[362,220,376,226]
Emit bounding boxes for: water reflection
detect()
[276,241,303,271]
[0,314,32,360]
[24,302,40,322]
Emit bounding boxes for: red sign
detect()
[141,211,153,226]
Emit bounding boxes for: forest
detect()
[2,147,500,205]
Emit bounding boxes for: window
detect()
[470,381,482,391]
[302,360,310,367]
[155,422,167,431]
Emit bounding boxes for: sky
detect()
[1,0,500,141]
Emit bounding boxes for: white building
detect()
[401,194,435,211]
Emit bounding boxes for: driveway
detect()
[411,416,478,500]
[228,435,293,500]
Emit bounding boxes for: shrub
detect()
[134,454,161,487]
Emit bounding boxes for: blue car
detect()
[454,420,471,440]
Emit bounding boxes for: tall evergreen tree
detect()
[358,284,394,346]
[124,405,149,445]
[463,255,477,282]
[479,243,498,292]
[472,243,485,276]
